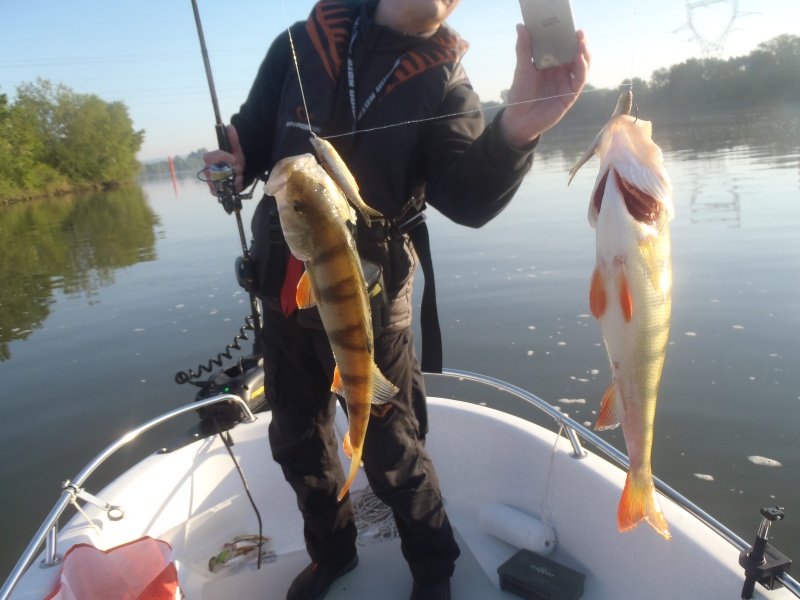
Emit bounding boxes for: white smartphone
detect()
[519,0,578,70]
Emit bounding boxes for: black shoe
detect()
[409,578,451,600]
[286,554,359,600]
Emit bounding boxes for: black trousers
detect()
[261,307,460,584]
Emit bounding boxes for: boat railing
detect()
[0,394,256,600]
[434,369,800,599]
[4,376,798,599]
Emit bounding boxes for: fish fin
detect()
[568,130,604,185]
[338,446,362,502]
[639,235,671,293]
[331,365,345,397]
[619,268,633,323]
[343,431,353,459]
[355,203,383,229]
[370,364,399,405]
[370,404,394,418]
[296,271,316,309]
[590,267,607,319]
[618,471,671,540]
[568,89,630,187]
[595,382,622,430]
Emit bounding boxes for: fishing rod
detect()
[183,0,263,366]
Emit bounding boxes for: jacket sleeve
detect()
[421,67,538,229]
[230,29,293,187]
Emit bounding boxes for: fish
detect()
[310,135,383,227]
[569,91,675,540]
[264,153,398,501]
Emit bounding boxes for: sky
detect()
[1,0,797,162]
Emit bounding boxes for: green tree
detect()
[56,96,144,184]
[0,79,144,201]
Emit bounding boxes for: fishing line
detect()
[278,0,619,143]
[323,85,622,141]
[68,494,109,551]
[281,1,314,134]
[629,0,638,88]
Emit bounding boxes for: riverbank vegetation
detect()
[0,79,143,203]
[140,149,208,181]
[2,36,797,203]
[560,34,800,128]
[484,34,800,127]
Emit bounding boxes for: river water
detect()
[1,105,799,581]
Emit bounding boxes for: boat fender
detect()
[478,502,556,557]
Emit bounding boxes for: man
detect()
[203,1,590,599]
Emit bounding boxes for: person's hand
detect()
[202,124,246,195]
[499,27,591,149]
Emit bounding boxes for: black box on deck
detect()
[497,549,585,600]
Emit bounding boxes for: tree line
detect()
[2,35,797,203]
[140,149,208,180]
[485,34,800,127]
[0,79,143,203]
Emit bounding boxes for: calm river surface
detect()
[1,105,799,580]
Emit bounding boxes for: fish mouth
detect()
[593,168,664,227]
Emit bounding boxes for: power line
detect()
[674,0,756,58]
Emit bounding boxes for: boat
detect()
[2,368,796,600]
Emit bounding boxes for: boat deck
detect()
[205,529,504,600]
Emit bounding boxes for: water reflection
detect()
[0,185,159,360]
[544,104,800,174]
[686,171,742,228]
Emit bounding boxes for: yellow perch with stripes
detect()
[264,153,398,501]
[569,92,674,539]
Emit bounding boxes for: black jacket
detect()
[232,0,536,334]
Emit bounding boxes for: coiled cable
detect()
[174,314,257,385]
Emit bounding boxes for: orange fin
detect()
[595,382,622,430]
[619,269,633,323]
[618,471,671,539]
[295,271,315,309]
[343,431,353,459]
[330,365,345,397]
[590,267,607,319]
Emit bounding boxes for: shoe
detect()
[409,578,451,600]
[286,554,359,600]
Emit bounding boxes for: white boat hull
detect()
[6,395,795,599]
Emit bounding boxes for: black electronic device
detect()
[497,549,585,600]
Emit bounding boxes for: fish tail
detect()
[618,470,671,539]
[338,447,362,502]
[357,204,383,228]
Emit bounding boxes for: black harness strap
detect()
[405,219,443,374]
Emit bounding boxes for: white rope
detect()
[536,425,562,549]
[351,487,399,544]
[69,493,109,551]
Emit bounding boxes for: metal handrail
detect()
[433,369,800,598]
[0,394,256,600]
[4,375,797,598]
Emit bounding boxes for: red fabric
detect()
[281,255,304,316]
[44,536,180,600]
